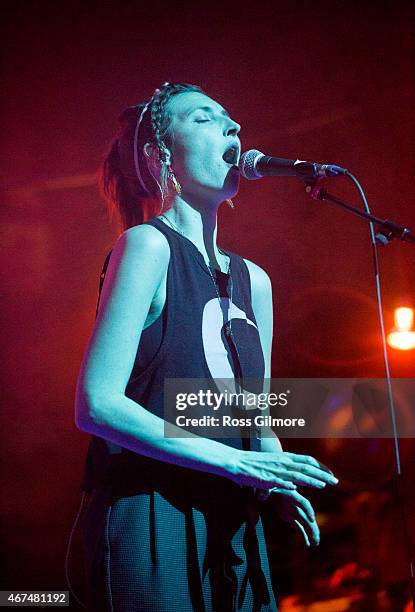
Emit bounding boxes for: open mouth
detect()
[222,144,240,166]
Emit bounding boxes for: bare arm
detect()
[75,225,238,479]
[75,228,337,492]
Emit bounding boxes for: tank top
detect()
[80,217,265,500]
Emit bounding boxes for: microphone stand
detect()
[305,181,415,245]
[304,176,415,609]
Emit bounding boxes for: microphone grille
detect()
[238,149,264,180]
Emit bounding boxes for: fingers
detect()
[296,507,320,547]
[257,467,335,492]
[254,476,297,491]
[290,490,316,522]
[235,451,338,492]
[283,456,339,488]
[287,471,325,489]
[269,478,297,491]
[270,488,316,522]
[272,488,320,548]
[284,452,337,477]
[294,519,310,547]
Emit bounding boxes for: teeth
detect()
[223,146,238,164]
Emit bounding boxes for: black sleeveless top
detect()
[80,218,265,500]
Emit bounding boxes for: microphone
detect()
[238,149,347,181]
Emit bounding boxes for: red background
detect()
[1,1,414,609]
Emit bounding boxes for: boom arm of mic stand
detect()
[305,181,415,245]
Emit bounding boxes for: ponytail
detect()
[99,137,158,233]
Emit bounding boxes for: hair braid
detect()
[149,83,181,160]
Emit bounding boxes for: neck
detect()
[158,194,227,270]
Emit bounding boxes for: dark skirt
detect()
[81,480,278,612]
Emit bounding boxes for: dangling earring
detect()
[168,167,182,195]
[160,160,169,195]
[226,199,234,209]
[143,144,166,213]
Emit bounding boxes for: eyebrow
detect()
[186,105,230,118]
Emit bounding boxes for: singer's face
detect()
[166,92,241,203]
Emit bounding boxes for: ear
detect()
[143,143,161,180]
[143,142,172,165]
[143,142,159,162]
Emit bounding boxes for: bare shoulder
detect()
[242,257,272,297]
[104,223,171,281]
[97,223,171,318]
[116,222,171,261]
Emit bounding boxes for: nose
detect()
[225,117,241,137]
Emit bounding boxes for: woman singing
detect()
[75,81,338,611]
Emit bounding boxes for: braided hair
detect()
[100,82,203,233]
